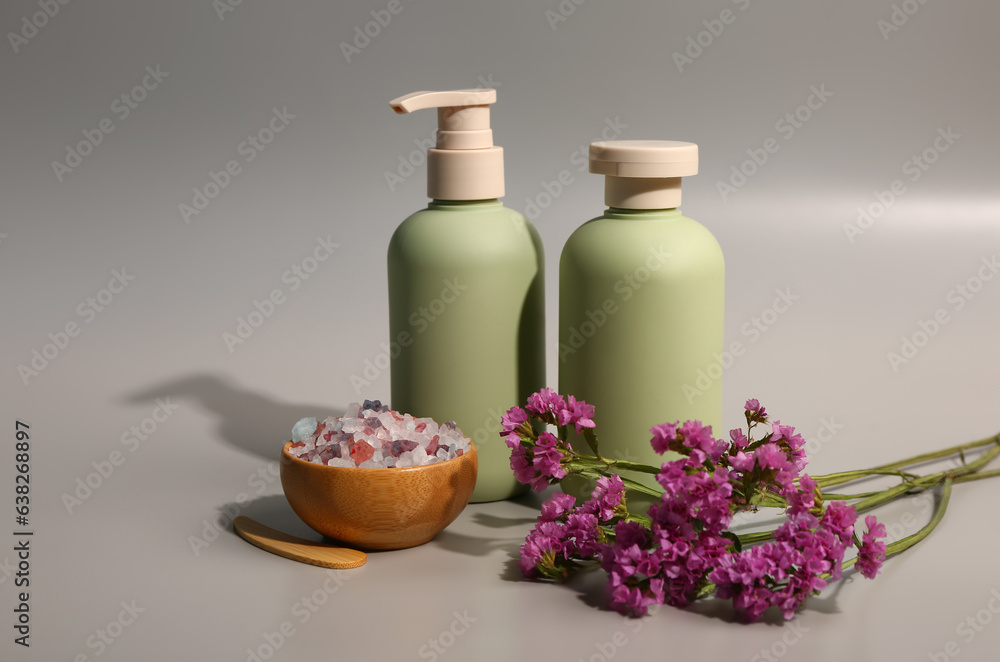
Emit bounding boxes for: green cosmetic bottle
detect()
[387,89,545,502]
[559,141,724,505]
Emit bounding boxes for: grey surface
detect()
[2,0,999,660]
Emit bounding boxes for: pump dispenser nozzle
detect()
[389,89,505,200]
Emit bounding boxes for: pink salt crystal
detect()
[351,440,375,464]
[426,435,440,455]
[391,439,418,457]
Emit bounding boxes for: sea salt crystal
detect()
[287,400,471,468]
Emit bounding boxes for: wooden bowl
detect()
[279,441,478,550]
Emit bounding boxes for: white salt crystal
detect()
[290,401,472,468]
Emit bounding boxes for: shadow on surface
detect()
[220,494,317,542]
[432,488,545,559]
[124,373,343,460]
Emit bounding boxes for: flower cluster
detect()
[502,388,594,492]
[506,393,891,622]
[518,475,626,580]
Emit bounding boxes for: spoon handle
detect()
[234,516,367,569]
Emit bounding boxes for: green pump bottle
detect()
[387,89,545,502]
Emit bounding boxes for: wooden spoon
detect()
[234,516,367,569]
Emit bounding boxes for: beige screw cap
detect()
[589,140,698,209]
[390,89,504,200]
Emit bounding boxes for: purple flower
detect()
[525,388,565,418]
[518,520,567,578]
[650,420,726,464]
[611,520,650,550]
[581,474,625,521]
[506,430,570,492]
[563,395,596,433]
[505,435,536,486]
[785,474,818,517]
[754,443,789,471]
[771,421,807,471]
[650,422,679,454]
[539,492,577,522]
[856,515,888,579]
[679,420,727,464]
[729,427,749,449]
[501,406,528,434]
[730,450,755,472]
[821,501,858,546]
[564,512,603,557]
[744,399,768,423]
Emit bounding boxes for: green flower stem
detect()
[694,581,716,601]
[625,512,653,527]
[812,468,920,488]
[850,443,1000,513]
[867,434,999,472]
[841,476,953,575]
[618,476,664,499]
[737,530,776,545]
[572,466,664,499]
[952,467,1000,485]
[734,448,985,547]
[603,459,662,475]
[819,491,883,500]
[882,474,952,557]
[565,454,661,476]
[812,433,1000,489]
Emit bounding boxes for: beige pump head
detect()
[390,89,504,200]
[589,140,698,209]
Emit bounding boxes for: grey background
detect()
[2,0,999,660]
